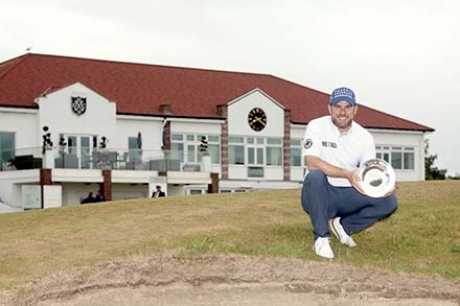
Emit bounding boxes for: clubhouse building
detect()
[0,53,434,211]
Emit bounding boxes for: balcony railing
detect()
[0,147,205,172]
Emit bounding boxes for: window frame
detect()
[376,145,415,170]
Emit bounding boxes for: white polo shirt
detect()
[302,116,375,187]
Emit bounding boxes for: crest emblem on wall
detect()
[71,96,87,116]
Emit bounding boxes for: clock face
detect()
[248,107,267,131]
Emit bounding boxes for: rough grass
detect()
[0,180,459,291]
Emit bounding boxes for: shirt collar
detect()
[328,116,355,135]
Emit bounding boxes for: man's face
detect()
[328,101,358,132]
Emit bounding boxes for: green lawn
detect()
[0,180,459,290]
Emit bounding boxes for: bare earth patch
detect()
[2,256,460,305]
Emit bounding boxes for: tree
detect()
[424,139,447,180]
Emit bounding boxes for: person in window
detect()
[152,185,165,198]
[301,87,398,259]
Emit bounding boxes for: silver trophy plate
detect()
[358,159,396,198]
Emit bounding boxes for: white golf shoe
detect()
[313,237,334,259]
[329,217,357,248]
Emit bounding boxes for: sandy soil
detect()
[2,256,459,305]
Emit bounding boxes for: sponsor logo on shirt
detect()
[322,141,337,148]
[304,139,313,149]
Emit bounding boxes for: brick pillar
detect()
[208,172,219,193]
[40,168,52,209]
[100,170,112,201]
[217,105,228,180]
[283,109,291,181]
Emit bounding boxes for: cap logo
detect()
[329,87,356,105]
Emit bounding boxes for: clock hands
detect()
[253,117,266,125]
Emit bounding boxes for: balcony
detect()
[0,147,207,172]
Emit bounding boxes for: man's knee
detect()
[304,170,327,186]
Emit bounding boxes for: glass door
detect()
[80,136,91,169]
[247,137,264,178]
[60,134,97,169]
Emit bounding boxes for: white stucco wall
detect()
[115,116,164,151]
[0,170,40,209]
[228,89,285,137]
[0,108,39,153]
[35,82,117,149]
[171,119,222,135]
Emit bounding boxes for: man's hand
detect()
[346,170,366,195]
[348,171,397,198]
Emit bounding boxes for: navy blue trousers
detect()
[301,170,398,239]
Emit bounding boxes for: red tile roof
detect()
[0,53,434,132]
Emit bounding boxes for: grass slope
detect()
[0,180,459,290]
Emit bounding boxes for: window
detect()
[290,139,302,167]
[186,144,196,162]
[266,138,282,166]
[59,134,98,168]
[128,136,141,162]
[229,136,245,164]
[0,132,15,166]
[391,151,402,169]
[170,134,184,162]
[170,143,184,162]
[189,189,204,195]
[229,136,283,178]
[404,149,415,170]
[248,166,264,177]
[229,136,283,169]
[247,137,264,166]
[171,134,184,141]
[248,147,264,165]
[203,135,220,164]
[376,145,415,170]
[171,133,220,164]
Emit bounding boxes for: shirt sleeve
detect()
[302,121,322,158]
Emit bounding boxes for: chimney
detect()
[159,104,172,115]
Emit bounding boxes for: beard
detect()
[332,117,353,131]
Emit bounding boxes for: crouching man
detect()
[301,87,398,259]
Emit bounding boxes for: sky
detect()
[1,0,459,175]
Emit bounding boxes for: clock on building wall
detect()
[248,107,267,132]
